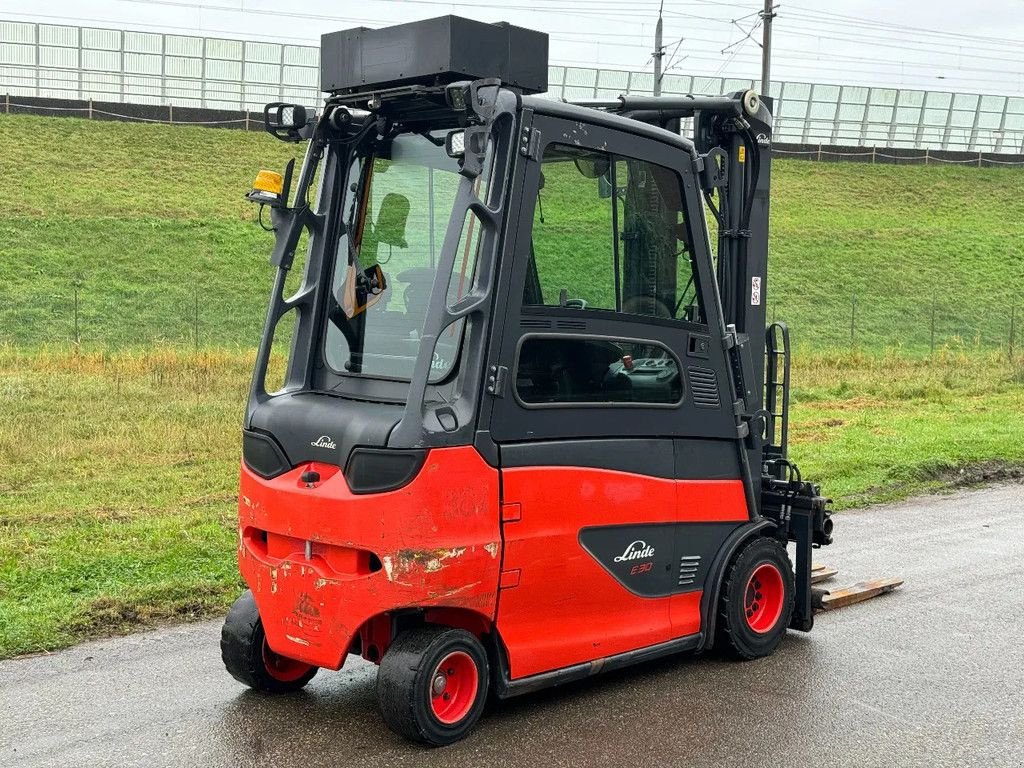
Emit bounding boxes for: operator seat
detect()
[375,193,410,249]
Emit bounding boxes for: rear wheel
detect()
[717,536,795,659]
[221,590,318,693]
[377,626,489,746]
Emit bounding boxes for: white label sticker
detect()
[751,276,762,306]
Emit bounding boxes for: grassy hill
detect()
[1,113,1023,352]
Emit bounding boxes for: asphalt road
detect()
[3,484,1023,768]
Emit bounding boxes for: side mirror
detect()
[264,102,309,143]
[574,155,610,179]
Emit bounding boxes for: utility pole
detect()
[760,0,776,94]
[653,0,665,96]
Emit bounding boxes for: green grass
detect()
[0,349,249,655]
[1,113,1023,351]
[788,352,1024,503]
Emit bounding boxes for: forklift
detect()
[221,15,834,746]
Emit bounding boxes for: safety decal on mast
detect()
[751,276,762,306]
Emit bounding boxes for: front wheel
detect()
[377,626,489,746]
[717,536,795,660]
[221,590,318,693]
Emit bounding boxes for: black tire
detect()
[717,536,795,660]
[377,626,489,746]
[220,590,318,693]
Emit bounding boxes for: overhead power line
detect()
[714,15,762,81]
[772,25,1024,67]
[121,0,667,25]
[786,4,1024,49]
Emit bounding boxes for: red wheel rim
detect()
[262,638,314,683]
[744,562,785,634]
[429,651,479,725]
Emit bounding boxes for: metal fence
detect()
[3,19,1024,153]
[0,277,1018,359]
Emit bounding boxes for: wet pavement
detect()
[3,483,1022,767]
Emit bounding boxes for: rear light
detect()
[242,429,292,479]
[344,448,426,494]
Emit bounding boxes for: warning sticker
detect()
[751,276,762,306]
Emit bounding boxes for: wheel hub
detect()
[428,651,479,725]
[432,673,448,696]
[743,562,785,634]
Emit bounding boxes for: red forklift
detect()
[221,15,833,746]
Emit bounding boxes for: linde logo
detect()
[310,435,337,449]
[430,351,448,371]
[613,540,655,563]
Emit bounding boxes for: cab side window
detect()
[515,336,683,406]
[524,145,705,325]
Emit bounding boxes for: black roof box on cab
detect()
[320,15,549,95]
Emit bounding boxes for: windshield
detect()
[324,132,488,381]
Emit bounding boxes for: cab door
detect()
[485,111,742,680]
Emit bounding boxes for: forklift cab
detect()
[224,15,832,747]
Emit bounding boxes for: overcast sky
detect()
[2,0,1023,95]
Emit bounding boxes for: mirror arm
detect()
[280,159,295,209]
[268,138,322,269]
[418,131,446,147]
[269,207,310,270]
